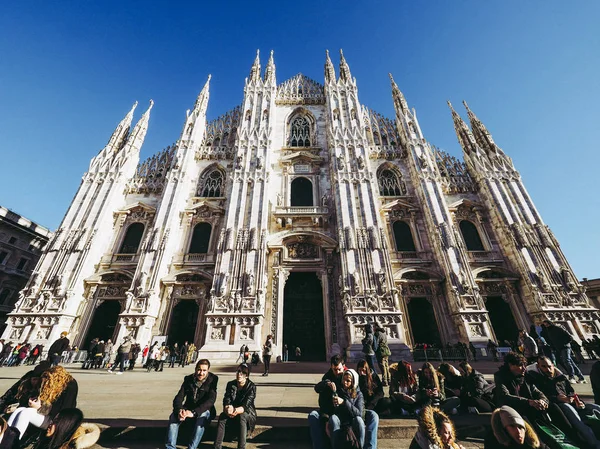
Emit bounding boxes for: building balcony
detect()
[100,253,140,266]
[172,253,217,267]
[466,250,504,264]
[391,251,433,264]
[273,206,329,228]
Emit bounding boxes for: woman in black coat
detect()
[458,361,495,413]
[357,359,391,415]
[213,364,256,449]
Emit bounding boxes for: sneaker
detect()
[579,378,587,384]
[468,407,480,415]
[568,377,577,384]
[115,372,123,375]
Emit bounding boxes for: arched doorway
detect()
[290,177,313,207]
[84,300,122,347]
[486,296,519,345]
[283,271,325,361]
[407,297,441,345]
[168,300,200,346]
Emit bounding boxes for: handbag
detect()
[339,425,361,449]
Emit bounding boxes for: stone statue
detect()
[276,193,282,206]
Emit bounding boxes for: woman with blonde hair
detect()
[409,406,465,449]
[417,362,460,414]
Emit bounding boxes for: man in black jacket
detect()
[166,359,218,449]
[213,363,256,449]
[540,319,585,383]
[47,332,70,366]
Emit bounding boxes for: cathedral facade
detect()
[3,50,597,361]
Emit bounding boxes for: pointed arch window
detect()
[459,220,485,251]
[119,222,145,254]
[0,288,12,305]
[290,177,313,206]
[393,221,417,252]
[378,169,405,196]
[198,169,224,197]
[289,116,311,147]
[189,223,212,254]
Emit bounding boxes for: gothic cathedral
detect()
[4,50,597,361]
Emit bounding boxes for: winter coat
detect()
[462,369,494,401]
[117,338,132,354]
[48,337,70,357]
[494,365,547,409]
[484,407,549,449]
[263,339,273,357]
[315,368,345,417]
[525,366,573,404]
[222,379,257,430]
[374,329,391,358]
[409,406,460,449]
[362,332,375,356]
[0,425,19,449]
[522,335,538,359]
[358,372,384,410]
[540,325,572,350]
[172,372,218,419]
[334,387,365,425]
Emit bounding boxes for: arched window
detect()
[198,169,224,197]
[119,223,145,254]
[378,169,405,196]
[289,116,311,147]
[290,177,313,206]
[393,221,417,252]
[460,220,485,251]
[189,223,212,254]
[0,288,12,305]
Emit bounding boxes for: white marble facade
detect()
[3,50,598,361]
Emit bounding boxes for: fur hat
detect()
[497,406,525,429]
[71,423,101,449]
[491,407,540,448]
[344,369,359,390]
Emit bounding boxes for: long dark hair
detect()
[356,359,373,396]
[37,408,83,449]
[395,360,417,388]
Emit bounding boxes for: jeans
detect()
[111,353,127,372]
[49,354,61,367]
[214,411,251,449]
[169,356,177,368]
[560,346,584,379]
[364,409,379,449]
[166,410,210,449]
[558,402,600,449]
[263,355,271,373]
[329,414,365,449]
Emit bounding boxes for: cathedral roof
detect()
[276,73,325,105]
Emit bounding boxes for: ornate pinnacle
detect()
[447,101,476,154]
[462,100,497,151]
[106,101,138,152]
[339,49,352,82]
[264,50,276,83]
[250,49,261,82]
[193,75,211,112]
[389,73,409,115]
[325,49,336,83]
[126,100,153,152]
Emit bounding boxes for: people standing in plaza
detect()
[295,346,301,362]
[147,342,160,372]
[283,344,289,362]
[487,339,499,362]
[262,335,273,377]
[361,323,378,375]
[213,363,256,449]
[141,344,149,366]
[236,344,245,363]
[242,345,249,364]
[103,339,113,369]
[169,343,179,368]
[156,344,169,372]
[47,332,69,367]
[374,325,391,386]
[518,330,538,365]
[540,320,585,383]
[308,354,379,449]
[128,343,141,370]
[166,359,218,449]
[108,335,133,374]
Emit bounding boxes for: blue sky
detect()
[1,1,598,278]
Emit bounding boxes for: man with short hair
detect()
[540,319,585,383]
[166,359,218,449]
[308,354,379,449]
[519,329,538,365]
[527,355,600,448]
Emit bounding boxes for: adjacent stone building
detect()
[0,207,52,332]
[2,50,597,360]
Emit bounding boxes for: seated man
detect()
[308,354,379,449]
[166,359,218,449]
[527,355,600,448]
[494,352,573,436]
[213,363,256,449]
